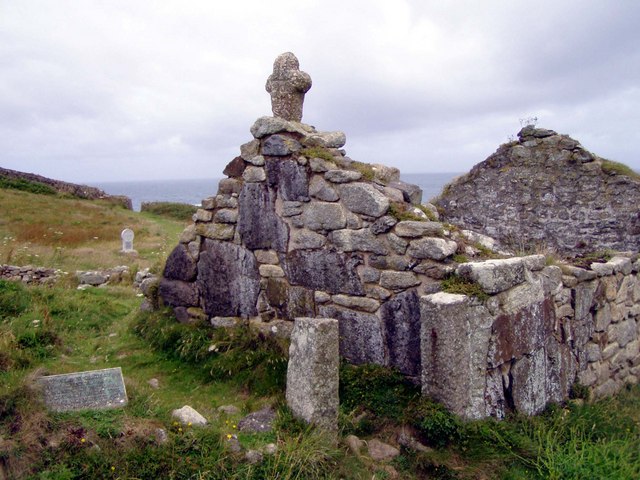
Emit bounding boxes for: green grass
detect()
[300,146,335,162]
[1,187,640,479]
[140,201,198,222]
[0,176,57,195]
[388,202,428,222]
[441,274,489,301]
[0,188,187,272]
[600,159,639,179]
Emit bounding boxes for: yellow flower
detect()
[188,422,192,427]
[226,434,232,439]
[80,438,86,443]
[111,466,115,471]
[178,427,183,432]
[232,424,237,429]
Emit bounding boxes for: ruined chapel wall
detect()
[420,255,640,420]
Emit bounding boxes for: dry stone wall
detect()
[159,114,458,380]
[0,264,60,284]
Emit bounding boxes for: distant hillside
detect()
[0,166,132,209]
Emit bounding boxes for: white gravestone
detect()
[121,228,135,252]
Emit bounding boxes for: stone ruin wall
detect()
[156,53,640,420]
[422,254,640,419]
[158,114,443,382]
[157,115,640,420]
[434,126,640,256]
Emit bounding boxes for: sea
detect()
[92,172,461,212]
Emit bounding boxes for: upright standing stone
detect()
[420,293,493,420]
[286,318,339,432]
[265,52,312,122]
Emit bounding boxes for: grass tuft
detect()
[441,274,489,301]
[600,159,639,179]
[300,146,335,162]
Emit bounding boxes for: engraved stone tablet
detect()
[39,367,128,412]
[121,228,135,252]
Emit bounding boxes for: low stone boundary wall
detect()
[0,264,60,284]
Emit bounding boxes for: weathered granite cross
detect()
[265,52,312,122]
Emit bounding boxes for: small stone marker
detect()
[39,367,128,412]
[121,228,135,252]
[286,317,339,432]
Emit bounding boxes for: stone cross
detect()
[121,228,134,252]
[265,52,312,122]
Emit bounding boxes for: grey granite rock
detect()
[421,292,493,419]
[380,290,421,376]
[302,202,347,231]
[163,244,198,282]
[237,183,289,252]
[407,237,457,260]
[339,182,390,218]
[196,239,260,317]
[286,318,339,431]
[319,305,385,365]
[283,249,364,295]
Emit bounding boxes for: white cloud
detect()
[1,0,639,182]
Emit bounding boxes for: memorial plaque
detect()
[121,228,135,252]
[39,367,128,412]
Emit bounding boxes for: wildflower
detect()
[80,438,86,443]
[232,424,237,429]
[226,434,232,440]
[111,466,115,471]
[188,422,192,427]
[178,427,183,432]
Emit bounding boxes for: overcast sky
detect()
[2,0,639,183]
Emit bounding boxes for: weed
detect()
[441,274,489,301]
[133,309,288,395]
[452,254,469,264]
[350,161,375,182]
[572,249,614,269]
[388,202,427,222]
[416,203,437,221]
[569,382,590,401]
[408,398,463,448]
